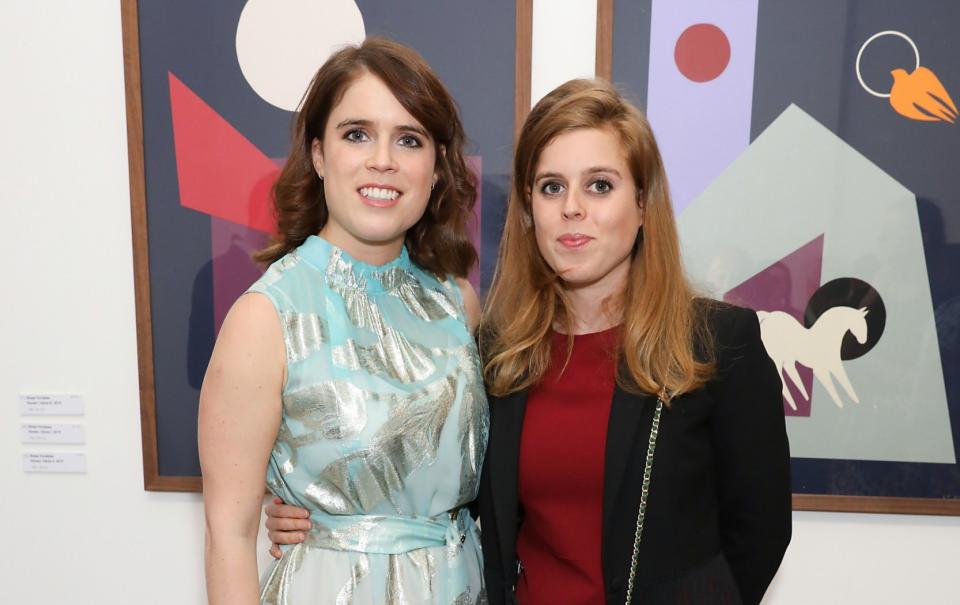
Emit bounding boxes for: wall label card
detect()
[22,452,87,473]
[19,394,85,416]
[21,423,86,445]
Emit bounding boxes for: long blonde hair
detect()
[481,79,714,398]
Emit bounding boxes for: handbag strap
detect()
[624,396,664,605]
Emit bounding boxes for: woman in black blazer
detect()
[264,78,791,604]
[478,79,791,604]
[478,303,791,604]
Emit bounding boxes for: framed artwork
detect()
[598,0,960,514]
[122,0,532,491]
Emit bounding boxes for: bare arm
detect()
[199,293,285,605]
[455,277,481,334]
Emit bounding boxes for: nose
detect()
[561,190,585,220]
[366,140,398,172]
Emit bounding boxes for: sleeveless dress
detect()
[248,235,489,604]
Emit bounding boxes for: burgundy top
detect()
[515,326,620,605]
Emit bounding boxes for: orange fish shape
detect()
[889,66,958,123]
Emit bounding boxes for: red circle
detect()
[674,23,731,83]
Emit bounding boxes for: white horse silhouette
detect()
[756,306,869,410]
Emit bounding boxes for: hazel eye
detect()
[588,179,613,194]
[344,129,369,143]
[540,181,565,195]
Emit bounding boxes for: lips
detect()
[358,185,401,207]
[557,233,593,249]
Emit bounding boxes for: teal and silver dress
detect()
[249,235,489,604]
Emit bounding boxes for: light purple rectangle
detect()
[646,0,759,214]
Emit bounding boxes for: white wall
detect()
[1,1,957,603]
[0,2,273,603]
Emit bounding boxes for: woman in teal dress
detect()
[198,38,488,604]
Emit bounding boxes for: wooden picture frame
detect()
[122,0,533,491]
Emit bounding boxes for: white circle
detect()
[855,30,919,99]
[236,0,366,111]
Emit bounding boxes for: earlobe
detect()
[310,138,325,178]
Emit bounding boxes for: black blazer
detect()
[478,303,792,605]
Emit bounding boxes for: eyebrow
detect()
[335,118,430,138]
[534,166,622,182]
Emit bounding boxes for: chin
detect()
[353,220,415,244]
[557,268,601,287]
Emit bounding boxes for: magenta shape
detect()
[466,156,482,292]
[724,234,824,416]
[211,216,270,335]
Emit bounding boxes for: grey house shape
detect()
[676,104,954,463]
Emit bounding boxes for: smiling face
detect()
[312,72,437,257]
[530,127,644,291]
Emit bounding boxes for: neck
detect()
[560,263,628,335]
[317,226,404,266]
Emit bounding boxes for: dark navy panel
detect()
[136,1,516,477]
[611,0,653,110]
[752,0,960,499]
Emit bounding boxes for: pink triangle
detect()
[724,235,823,416]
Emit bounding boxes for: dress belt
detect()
[304,507,472,555]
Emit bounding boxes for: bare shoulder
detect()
[454,277,481,333]
[217,292,283,348]
[206,292,286,382]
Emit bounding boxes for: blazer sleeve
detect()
[709,307,792,605]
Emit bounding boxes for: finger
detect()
[265,503,311,519]
[265,517,312,531]
[270,543,282,560]
[268,530,307,545]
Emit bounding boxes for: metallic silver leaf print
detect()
[257,240,491,601]
[313,369,461,511]
[259,542,309,605]
[281,312,329,362]
[283,381,368,439]
[451,588,474,605]
[335,554,370,605]
[331,330,438,384]
[388,277,460,321]
[386,554,409,604]
[407,548,437,599]
[256,252,301,289]
[455,358,490,506]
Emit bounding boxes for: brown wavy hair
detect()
[255,37,477,277]
[481,79,715,398]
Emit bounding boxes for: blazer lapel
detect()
[602,386,654,541]
[489,389,528,577]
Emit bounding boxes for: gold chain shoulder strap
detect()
[624,396,665,605]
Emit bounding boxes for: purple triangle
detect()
[724,235,823,416]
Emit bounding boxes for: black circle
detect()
[804,278,886,360]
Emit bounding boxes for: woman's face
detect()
[312,72,437,254]
[530,127,643,290]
